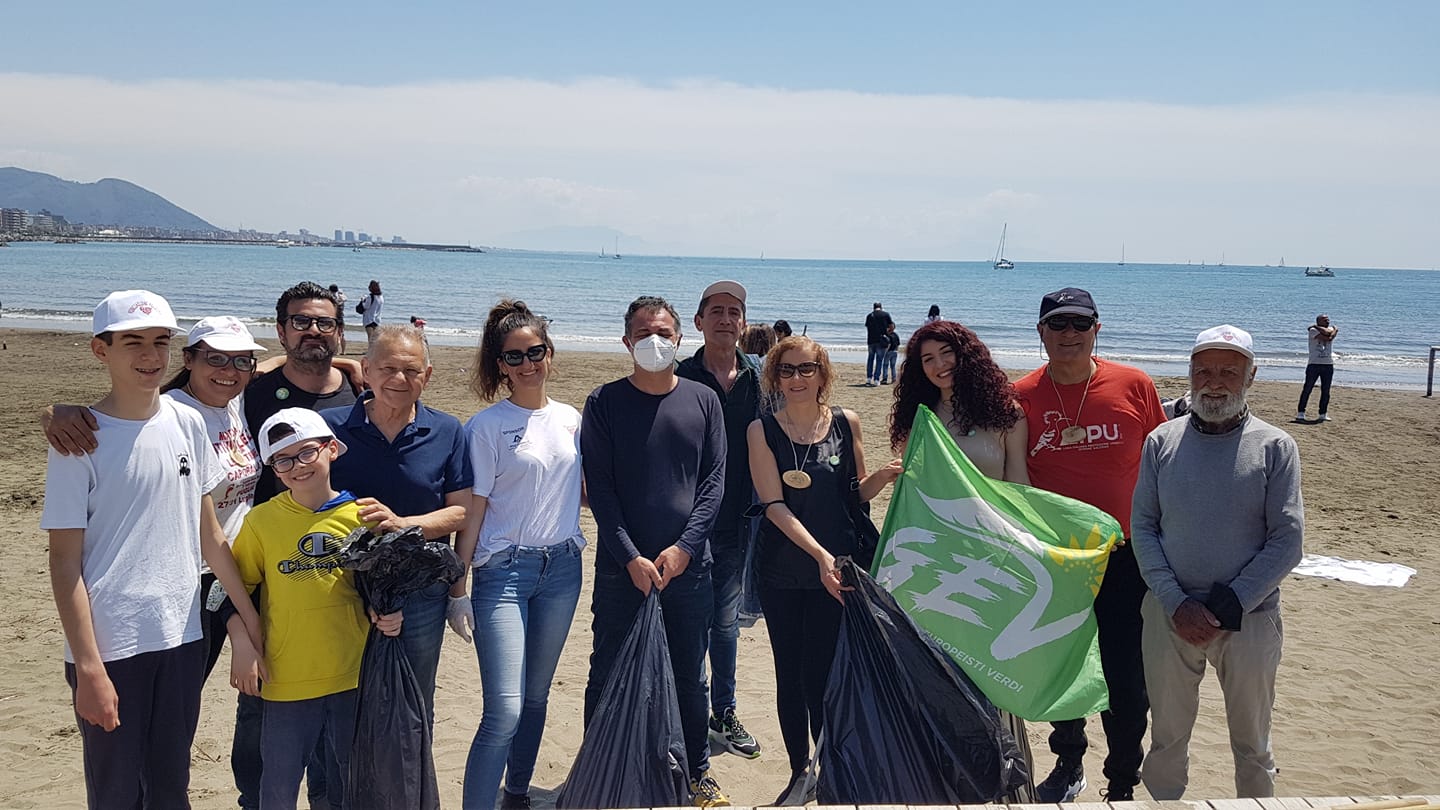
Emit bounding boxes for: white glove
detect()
[446,595,474,643]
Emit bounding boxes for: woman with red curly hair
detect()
[889,320,1030,484]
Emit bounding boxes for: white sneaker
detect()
[1319,413,1331,422]
[1295,412,1308,422]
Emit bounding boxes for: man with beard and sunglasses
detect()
[1013,287,1166,802]
[1131,325,1303,800]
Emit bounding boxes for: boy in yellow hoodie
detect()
[227,407,402,810]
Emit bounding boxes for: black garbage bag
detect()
[817,557,1029,805]
[555,590,688,809]
[338,526,465,810]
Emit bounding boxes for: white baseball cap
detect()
[187,316,267,352]
[1192,324,1255,360]
[257,407,347,464]
[92,290,180,336]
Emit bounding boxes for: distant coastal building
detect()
[334,228,343,242]
[1,208,28,231]
[358,232,370,243]
[344,230,355,242]
[392,235,405,244]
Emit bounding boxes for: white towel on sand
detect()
[1292,554,1417,588]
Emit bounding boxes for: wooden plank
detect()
[1307,799,1359,808]
[1257,798,1316,810]
[1207,799,1265,810]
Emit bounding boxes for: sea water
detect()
[1,241,1434,389]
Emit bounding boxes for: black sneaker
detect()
[500,791,531,809]
[772,770,817,806]
[708,707,761,758]
[1035,758,1086,802]
[1100,784,1134,802]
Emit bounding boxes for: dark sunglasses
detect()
[192,349,257,372]
[500,344,549,367]
[1042,314,1096,332]
[285,314,339,333]
[776,362,821,379]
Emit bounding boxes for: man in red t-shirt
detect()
[1014,287,1166,802]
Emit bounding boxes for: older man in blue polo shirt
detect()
[322,323,472,726]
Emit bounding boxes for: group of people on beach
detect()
[41,276,1303,809]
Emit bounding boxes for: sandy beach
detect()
[1,327,1437,808]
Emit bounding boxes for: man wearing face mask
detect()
[581,295,731,807]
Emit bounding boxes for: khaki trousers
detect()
[1140,592,1283,799]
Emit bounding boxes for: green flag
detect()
[872,405,1120,722]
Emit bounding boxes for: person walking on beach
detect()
[748,335,901,804]
[359,279,384,346]
[924,303,942,324]
[1297,313,1338,422]
[40,290,263,810]
[1014,287,1167,802]
[1131,325,1303,800]
[879,321,900,384]
[863,302,893,386]
[581,295,730,807]
[449,300,586,810]
[677,280,764,762]
[329,284,348,354]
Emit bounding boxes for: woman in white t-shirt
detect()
[161,316,266,679]
[449,299,585,810]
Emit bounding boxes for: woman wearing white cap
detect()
[161,315,268,679]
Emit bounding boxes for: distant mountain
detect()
[0,167,219,231]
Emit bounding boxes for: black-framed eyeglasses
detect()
[500,344,549,367]
[270,442,327,473]
[285,314,339,334]
[1042,315,1096,333]
[776,362,821,379]
[193,349,258,372]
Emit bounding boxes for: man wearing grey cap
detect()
[676,280,764,761]
[1131,325,1304,800]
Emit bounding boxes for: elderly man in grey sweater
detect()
[1131,325,1304,800]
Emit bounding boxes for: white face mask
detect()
[630,334,677,372]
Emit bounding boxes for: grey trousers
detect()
[1140,592,1283,800]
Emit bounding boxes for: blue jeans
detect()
[260,690,357,810]
[584,564,714,779]
[401,579,450,728]
[882,350,898,381]
[709,536,743,715]
[866,343,886,381]
[462,539,583,809]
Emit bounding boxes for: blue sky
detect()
[2,1,1438,265]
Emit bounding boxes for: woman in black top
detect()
[746,335,902,804]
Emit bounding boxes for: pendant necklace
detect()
[1048,363,1094,446]
[781,409,825,489]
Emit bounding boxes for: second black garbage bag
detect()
[555,589,688,809]
[818,556,1030,804]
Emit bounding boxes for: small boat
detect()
[992,223,1014,269]
[612,236,622,259]
[1305,266,1335,277]
[276,239,292,248]
[1118,243,1126,266]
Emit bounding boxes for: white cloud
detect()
[1,73,1436,266]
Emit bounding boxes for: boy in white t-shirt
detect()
[40,290,263,810]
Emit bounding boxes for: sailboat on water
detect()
[993,224,1015,269]
[1118,243,1126,267]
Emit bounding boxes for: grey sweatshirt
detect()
[1131,412,1304,616]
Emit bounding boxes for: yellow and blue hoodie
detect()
[232,490,370,702]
